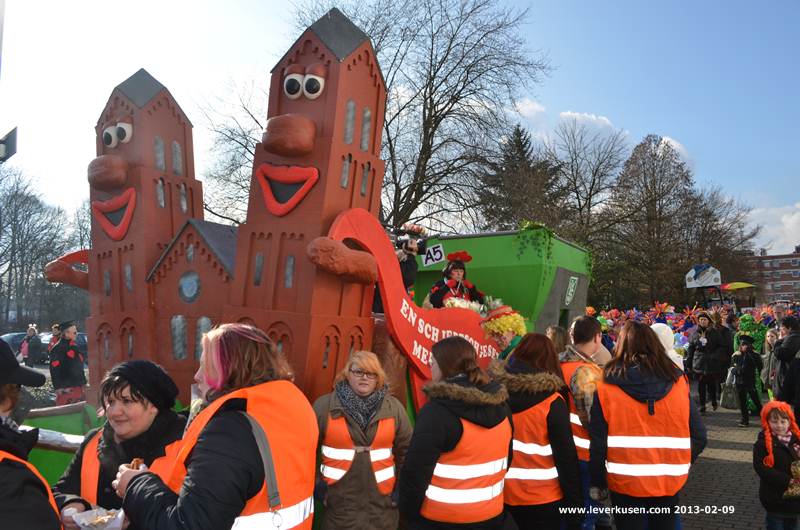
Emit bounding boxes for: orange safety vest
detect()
[152,380,318,529]
[0,449,62,527]
[596,376,691,497]
[504,393,564,506]
[79,430,102,505]
[560,361,595,461]
[420,418,511,524]
[319,415,396,495]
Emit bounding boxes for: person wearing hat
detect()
[685,311,724,414]
[0,338,62,529]
[731,334,763,427]
[48,320,87,405]
[428,251,485,309]
[481,305,527,361]
[53,360,186,530]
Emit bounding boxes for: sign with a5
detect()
[422,244,445,267]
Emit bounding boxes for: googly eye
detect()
[303,74,325,100]
[116,123,133,143]
[284,73,304,100]
[103,126,118,148]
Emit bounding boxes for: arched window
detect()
[340,154,352,188]
[360,162,371,197]
[195,317,213,360]
[284,255,295,288]
[179,183,188,213]
[360,107,372,151]
[124,264,133,292]
[343,100,356,144]
[154,136,166,171]
[171,315,187,360]
[156,178,165,208]
[103,270,111,296]
[171,141,183,176]
[253,252,265,286]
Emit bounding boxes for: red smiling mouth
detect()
[255,164,319,217]
[91,188,137,241]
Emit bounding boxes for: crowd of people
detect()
[0,298,799,529]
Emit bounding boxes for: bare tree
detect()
[545,118,628,246]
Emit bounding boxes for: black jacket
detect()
[48,338,86,389]
[775,332,800,365]
[22,335,43,364]
[123,398,266,530]
[686,326,724,375]
[753,430,800,514]
[429,279,485,308]
[399,375,517,530]
[731,347,763,388]
[588,366,707,491]
[53,410,185,516]
[489,360,583,516]
[0,420,61,530]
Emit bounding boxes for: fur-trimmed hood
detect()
[489,360,565,395]
[423,374,510,429]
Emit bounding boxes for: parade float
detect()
[29,8,589,482]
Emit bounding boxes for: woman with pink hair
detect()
[114,323,318,530]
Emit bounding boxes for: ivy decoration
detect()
[514,220,555,262]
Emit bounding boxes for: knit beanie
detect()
[760,401,800,467]
[105,360,179,411]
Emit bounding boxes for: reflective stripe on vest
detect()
[597,376,691,497]
[561,361,594,460]
[0,450,62,526]
[504,393,564,506]
[319,415,396,495]
[153,380,318,529]
[79,429,102,505]
[420,417,511,524]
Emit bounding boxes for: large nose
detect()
[88,154,128,191]
[262,114,316,157]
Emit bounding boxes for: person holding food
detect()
[114,323,318,530]
[54,360,186,530]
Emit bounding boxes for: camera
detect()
[395,236,426,254]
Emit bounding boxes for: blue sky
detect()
[0,0,797,252]
[515,0,799,252]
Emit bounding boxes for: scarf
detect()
[335,380,386,431]
[776,432,793,445]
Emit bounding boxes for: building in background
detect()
[749,245,800,303]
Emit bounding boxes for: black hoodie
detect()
[0,420,62,530]
[588,366,707,491]
[399,374,516,530]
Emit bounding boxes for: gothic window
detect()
[154,136,166,171]
[172,141,183,176]
[360,107,371,151]
[344,100,356,144]
[171,315,187,360]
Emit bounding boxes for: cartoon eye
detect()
[303,74,325,99]
[284,73,303,100]
[116,123,133,143]
[103,126,118,148]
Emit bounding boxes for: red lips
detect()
[255,163,319,216]
[91,188,137,241]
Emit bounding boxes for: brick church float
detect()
[32,8,589,482]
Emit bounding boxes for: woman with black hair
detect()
[54,360,185,530]
[428,251,485,308]
[399,336,516,529]
[588,321,707,530]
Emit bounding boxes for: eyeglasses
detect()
[349,368,378,380]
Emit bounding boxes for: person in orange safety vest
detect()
[314,350,412,530]
[399,336,516,529]
[490,333,583,530]
[52,360,185,530]
[589,320,707,530]
[0,337,61,530]
[114,323,318,530]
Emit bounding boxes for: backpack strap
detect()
[238,411,281,509]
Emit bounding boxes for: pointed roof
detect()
[104,68,192,126]
[272,8,374,71]
[147,219,238,281]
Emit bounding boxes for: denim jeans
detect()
[766,514,798,530]
[579,460,612,529]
